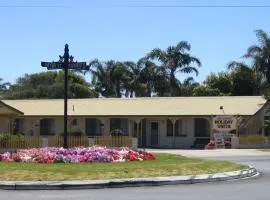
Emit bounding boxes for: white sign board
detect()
[214,132,225,147]
[213,116,236,132]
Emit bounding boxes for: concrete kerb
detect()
[0,166,259,190]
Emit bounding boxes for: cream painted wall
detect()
[11,117,63,136]
[22,118,34,135]
[1,115,198,147]
[3,113,265,148]
[104,117,198,148]
[13,117,39,136]
[0,118,9,133]
[54,118,64,135]
[69,117,108,136]
[69,117,92,135]
[158,118,196,149]
[78,118,111,136]
[128,119,141,137]
[260,103,270,136]
[128,119,133,137]
[101,118,110,136]
[245,109,264,135]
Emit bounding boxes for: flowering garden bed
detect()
[0,147,155,163]
[0,147,246,181]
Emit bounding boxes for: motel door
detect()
[150,122,159,146]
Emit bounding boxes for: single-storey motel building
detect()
[0,96,269,148]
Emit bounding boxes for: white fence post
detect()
[132,137,138,150]
[42,137,48,147]
[88,137,94,146]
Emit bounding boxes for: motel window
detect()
[14,119,24,134]
[167,119,183,136]
[40,118,55,136]
[194,118,210,137]
[85,119,101,137]
[110,118,129,136]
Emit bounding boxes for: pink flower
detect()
[0,147,155,163]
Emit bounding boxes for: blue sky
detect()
[0,0,270,84]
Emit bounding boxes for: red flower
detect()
[207,140,216,146]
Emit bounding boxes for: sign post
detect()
[41,44,89,148]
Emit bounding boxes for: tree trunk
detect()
[170,71,176,96]
[147,84,151,97]
[130,90,134,98]
[116,80,121,97]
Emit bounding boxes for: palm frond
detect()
[243,45,262,58]
[146,48,167,63]
[227,61,250,70]
[175,41,191,52]
[182,77,195,85]
[255,29,269,46]
[123,61,137,72]
[137,57,147,67]
[189,56,202,67]
[179,67,199,76]
[89,59,101,68]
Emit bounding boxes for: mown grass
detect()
[0,154,246,181]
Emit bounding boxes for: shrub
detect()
[110,129,124,136]
[0,133,25,148]
[0,133,10,143]
[60,128,86,136]
[224,140,232,149]
[207,140,216,147]
[205,140,216,149]
[69,128,86,136]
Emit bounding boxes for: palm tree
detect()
[227,61,252,71]
[146,41,201,96]
[153,66,171,96]
[137,58,156,97]
[123,61,144,97]
[244,29,270,84]
[137,58,170,97]
[89,59,116,97]
[180,77,200,96]
[89,60,130,97]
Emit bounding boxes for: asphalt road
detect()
[0,154,269,200]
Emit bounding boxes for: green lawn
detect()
[0,154,246,181]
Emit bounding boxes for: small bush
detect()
[110,129,124,136]
[0,133,25,148]
[0,133,10,143]
[60,128,86,136]
[224,140,232,149]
